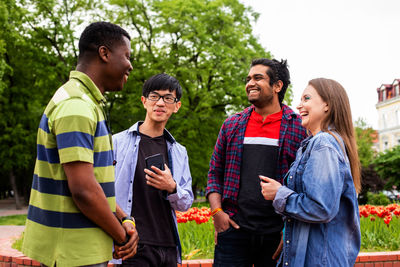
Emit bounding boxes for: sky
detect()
[242,0,400,129]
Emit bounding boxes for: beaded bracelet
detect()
[210,207,222,216]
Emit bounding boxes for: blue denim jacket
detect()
[111,122,194,264]
[273,131,361,267]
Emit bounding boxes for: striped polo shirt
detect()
[22,71,115,267]
[235,109,283,234]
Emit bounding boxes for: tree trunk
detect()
[9,170,22,210]
[192,184,197,200]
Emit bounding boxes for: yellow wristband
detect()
[122,219,136,228]
[211,207,222,216]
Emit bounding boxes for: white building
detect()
[376,79,400,151]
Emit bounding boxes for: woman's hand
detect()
[259,175,282,200]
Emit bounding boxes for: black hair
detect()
[250,58,290,104]
[142,73,182,100]
[78,21,130,60]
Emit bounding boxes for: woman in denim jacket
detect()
[260,78,361,267]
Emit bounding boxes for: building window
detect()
[384,140,389,150]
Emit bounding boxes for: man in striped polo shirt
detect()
[22,22,137,267]
[206,58,308,266]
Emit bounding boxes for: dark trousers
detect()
[119,244,177,267]
[214,227,281,267]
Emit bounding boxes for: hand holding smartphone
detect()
[145,153,165,171]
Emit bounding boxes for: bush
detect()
[367,192,391,205]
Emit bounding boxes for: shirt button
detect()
[286,240,290,244]
[128,200,131,202]
[289,176,292,179]
[285,262,288,266]
[287,219,291,222]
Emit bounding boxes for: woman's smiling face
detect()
[297,84,329,136]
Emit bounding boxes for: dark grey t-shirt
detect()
[131,133,176,247]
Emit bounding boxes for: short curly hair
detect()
[250,58,290,104]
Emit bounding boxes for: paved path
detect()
[0,198,27,256]
[0,225,25,257]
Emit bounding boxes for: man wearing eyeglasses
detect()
[111,73,194,266]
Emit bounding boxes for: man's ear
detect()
[98,45,110,63]
[174,101,181,113]
[141,96,146,107]
[274,80,283,93]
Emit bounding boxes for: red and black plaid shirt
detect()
[206,104,307,217]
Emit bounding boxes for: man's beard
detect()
[248,94,273,108]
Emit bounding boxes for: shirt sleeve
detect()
[49,98,97,164]
[205,121,227,196]
[168,149,194,212]
[274,145,345,223]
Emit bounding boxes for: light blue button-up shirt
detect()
[111,121,194,264]
[273,131,361,267]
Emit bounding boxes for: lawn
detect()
[0,214,26,225]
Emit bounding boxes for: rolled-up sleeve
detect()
[168,149,193,212]
[273,186,295,214]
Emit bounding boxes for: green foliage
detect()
[373,145,400,189]
[354,118,375,167]
[0,214,26,225]
[11,231,24,251]
[1,0,292,200]
[105,0,278,193]
[0,0,100,200]
[366,192,391,206]
[361,216,400,251]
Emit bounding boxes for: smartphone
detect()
[145,153,165,171]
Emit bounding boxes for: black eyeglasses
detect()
[147,92,178,104]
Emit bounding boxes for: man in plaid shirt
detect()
[206,58,307,267]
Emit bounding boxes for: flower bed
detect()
[177,204,400,259]
[359,203,400,251]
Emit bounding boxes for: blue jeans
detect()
[214,227,280,267]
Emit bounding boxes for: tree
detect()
[373,145,400,189]
[354,118,375,167]
[1,0,292,202]
[354,118,384,203]
[0,0,98,205]
[105,0,293,197]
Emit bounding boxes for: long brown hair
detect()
[308,78,361,193]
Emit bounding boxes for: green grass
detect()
[360,216,400,251]
[11,232,24,251]
[190,201,210,208]
[0,214,27,225]
[178,219,214,260]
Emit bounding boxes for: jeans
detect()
[214,227,280,267]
